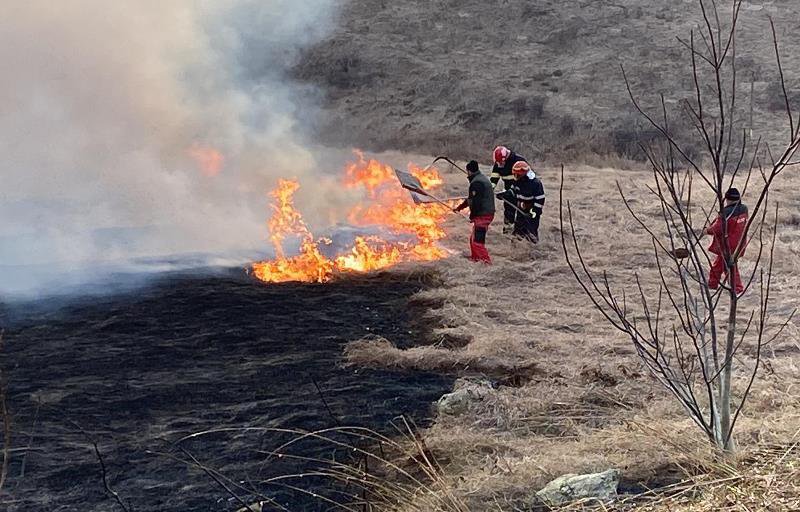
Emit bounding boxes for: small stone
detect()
[535,469,620,506]
[435,378,492,416]
[236,502,265,512]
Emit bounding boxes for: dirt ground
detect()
[344,159,800,510]
[0,270,453,511]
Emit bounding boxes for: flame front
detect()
[252,179,334,283]
[252,152,451,283]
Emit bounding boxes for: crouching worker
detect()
[705,187,748,295]
[510,161,545,243]
[454,160,496,263]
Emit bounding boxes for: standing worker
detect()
[454,160,496,263]
[705,187,748,295]
[490,145,528,233]
[509,161,545,243]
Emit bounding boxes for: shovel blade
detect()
[394,169,427,195]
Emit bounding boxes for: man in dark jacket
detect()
[509,161,545,242]
[455,160,496,263]
[490,145,528,233]
[705,187,748,295]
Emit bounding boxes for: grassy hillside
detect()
[296,0,800,162]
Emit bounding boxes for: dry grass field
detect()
[343,160,800,510]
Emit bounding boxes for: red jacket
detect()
[707,203,748,256]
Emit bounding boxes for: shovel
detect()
[431,155,535,219]
[394,169,468,220]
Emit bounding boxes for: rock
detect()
[435,378,492,416]
[535,469,620,506]
[236,502,265,512]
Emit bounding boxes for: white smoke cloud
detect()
[0,1,342,296]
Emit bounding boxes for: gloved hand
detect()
[495,193,505,200]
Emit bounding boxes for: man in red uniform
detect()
[455,160,496,263]
[705,188,748,295]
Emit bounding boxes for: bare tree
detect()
[560,0,798,453]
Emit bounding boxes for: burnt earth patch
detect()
[0,269,453,512]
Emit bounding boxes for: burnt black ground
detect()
[0,268,452,511]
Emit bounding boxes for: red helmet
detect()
[511,160,530,176]
[493,146,511,166]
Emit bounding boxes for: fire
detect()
[188,143,224,177]
[334,236,402,272]
[252,152,452,283]
[344,150,442,193]
[252,179,333,283]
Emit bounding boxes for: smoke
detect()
[0,1,343,296]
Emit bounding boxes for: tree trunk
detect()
[718,288,738,453]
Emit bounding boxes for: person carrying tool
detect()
[490,145,528,233]
[704,187,748,295]
[509,161,545,243]
[454,160,496,263]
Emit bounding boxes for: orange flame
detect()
[252,152,451,283]
[188,143,224,177]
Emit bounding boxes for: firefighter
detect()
[454,160,496,263]
[509,160,545,243]
[490,145,528,233]
[704,187,748,295]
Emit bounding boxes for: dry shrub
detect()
[343,336,540,380]
[183,423,470,512]
[629,441,800,511]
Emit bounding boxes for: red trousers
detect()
[469,214,494,264]
[708,255,743,294]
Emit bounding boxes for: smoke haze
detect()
[0,1,342,296]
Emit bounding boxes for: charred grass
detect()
[0,270,455,511]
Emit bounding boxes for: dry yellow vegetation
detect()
[345,161,800,510]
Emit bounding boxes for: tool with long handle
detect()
[395,166,527,245]
[393,169,470,221]
[430,155,534,219]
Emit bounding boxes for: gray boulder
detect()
[535,468,620,506]
[435,378,492,416]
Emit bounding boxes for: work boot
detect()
[515,233,537,244]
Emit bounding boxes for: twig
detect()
[0,331,10,493]
[311,377,342,427]
[68,420,131,512]
[17,400,41,482]
[178,447,253,511]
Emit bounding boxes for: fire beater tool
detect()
[667,229,710,260]
[394,166,533,244]
[393,169,469,221]
[669,247,691,259]
[430,155,535,219]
